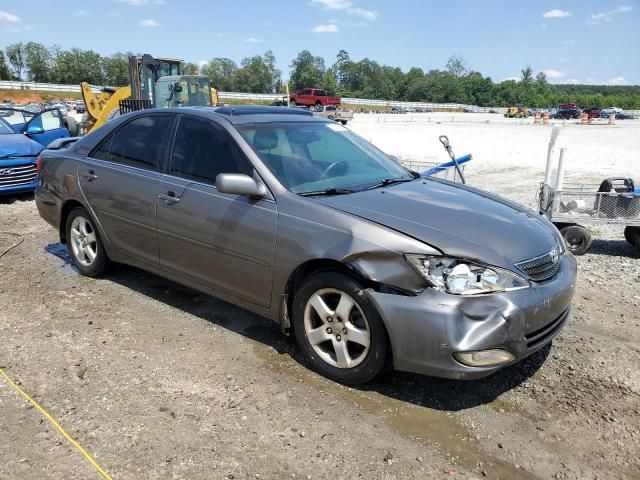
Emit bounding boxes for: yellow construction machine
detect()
[81,54,219,133]
[504,106,528,118]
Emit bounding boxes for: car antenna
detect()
[439,135,466,184]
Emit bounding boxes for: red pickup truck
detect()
[289,88,341,108]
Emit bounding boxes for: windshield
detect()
[0,116,16,134]
[239,122,413,194]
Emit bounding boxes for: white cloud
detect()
[543,69,565,79]
[605,76,626,85]
[117,0,166,5]
[564,79,579,84]
[347,7,378,20]
[76,9,89,16]
[543,9,571,18]
[244,37,263,43]
[312,23,339,33]
[311,0,352,9]
[587,5,633,25]
[310,0,378,21]
[139,18,159,27]
[0,10,20,22]
[562,39,577,45]
[198,60,207,67]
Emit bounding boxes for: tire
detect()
[290,101,296,106]
[340,120,347,125]
[624,226,640,250]
[65,207,108,276]
[62,116,79,136]
[315,101,322,110]
[328,115,335,120]
[560,225,592,255]
[292,271,389,385]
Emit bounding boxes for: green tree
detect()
[446,55,467,80]
[23,42,51,82]
[0,51,11,80]
[202,58,238,91]
[234,54,276,93]
[5,43,25,80]
[102,52,131,86]
[289,50,325,91]
[323,68,338,96]
[51,48,104,84]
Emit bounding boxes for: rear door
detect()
[156,115,277,308]
[79,114,174,267]
[23,109,68,147]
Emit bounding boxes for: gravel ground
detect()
[1,114,639,480]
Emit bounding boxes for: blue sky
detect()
[1,0,638,85]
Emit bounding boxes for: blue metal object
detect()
[422,154,472,177]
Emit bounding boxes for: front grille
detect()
[0,164,37,188]
[515,245,562,282]
[525,308,569,349]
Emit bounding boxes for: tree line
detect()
[1,42,638,109]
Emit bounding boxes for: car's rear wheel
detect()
[290,101,296,106]
[561,225,592,255]
[292,272,388,385]
[66,207,108,276]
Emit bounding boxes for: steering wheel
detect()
[322,161,348,178]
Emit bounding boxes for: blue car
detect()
[0,108,70,195]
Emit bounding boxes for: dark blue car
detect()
[0,108,69,195]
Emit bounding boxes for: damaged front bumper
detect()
[366,253,577,379]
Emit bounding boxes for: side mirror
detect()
[216,173,267,199]
[26,125,44,135]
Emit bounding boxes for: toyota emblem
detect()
[0,168,15,175]
[550,248,559,264]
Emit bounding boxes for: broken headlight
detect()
[405,255,530,295]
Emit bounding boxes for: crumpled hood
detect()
[0,133,43,159]
[314,178,559,269]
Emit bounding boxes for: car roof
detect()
[186,105,322,125]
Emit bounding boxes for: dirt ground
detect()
[1,116,640,480]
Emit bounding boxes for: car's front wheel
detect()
[292,272,388,385]
[66,207,108,276]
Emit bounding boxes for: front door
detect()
[78,114,174,267]
[23,109,68,147]
[156,115,277,308]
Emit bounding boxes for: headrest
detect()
[253,129,278,150]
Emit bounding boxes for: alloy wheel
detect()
[303,288,371,369]
[69,216,98,267]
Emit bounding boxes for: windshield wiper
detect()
[299,187,356,197]
[365,177,415,190]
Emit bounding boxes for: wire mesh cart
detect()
[538,149,640,255]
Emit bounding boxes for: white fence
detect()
[0,80,102,93]
[1,80,637,115]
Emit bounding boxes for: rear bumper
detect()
[367,253,577,379]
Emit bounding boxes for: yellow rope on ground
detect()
[0,367,113,480]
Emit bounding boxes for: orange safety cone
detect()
[543,111,550,125]
[580,113,589,125]
[609,113,616,125]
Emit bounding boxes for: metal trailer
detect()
[401,156,469,182]
[538,148,640,255]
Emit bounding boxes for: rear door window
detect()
[170,116,253,185]
[108,115,173,171]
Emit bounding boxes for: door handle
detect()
[82,170,98,181]
[158,191,181,205]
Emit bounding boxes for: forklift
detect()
[80,54,218,133]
